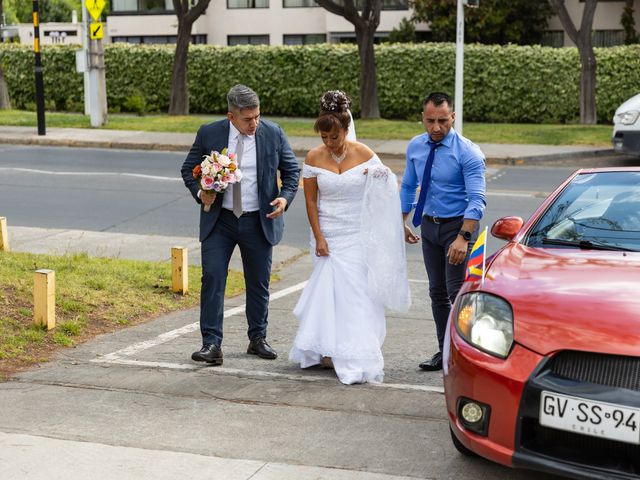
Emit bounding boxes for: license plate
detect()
[540,391,640,445]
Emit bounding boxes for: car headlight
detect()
[454,292,514,358]
[617,110,640,125]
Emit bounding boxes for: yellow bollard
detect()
[171,247,188,295]
[34,269,55,330]
[0,217,9,251]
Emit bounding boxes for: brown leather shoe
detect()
[191,344,223,365]
[247,338,277,359]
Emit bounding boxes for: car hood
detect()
[481,243,640,357]
[615,92,640,116]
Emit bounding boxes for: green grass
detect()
[0,251,245,380]
[0,109,613,146]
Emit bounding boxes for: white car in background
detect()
[612,93,640,156]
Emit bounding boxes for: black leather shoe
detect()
[191,344,223,365]
[419,351,443,371]
[247,338,277,359]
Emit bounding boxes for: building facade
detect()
[107,0,412,46]
[2,0,639,48]
[106,0,640,47]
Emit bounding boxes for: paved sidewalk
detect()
[0,432,417,480]
[0,125,614,166]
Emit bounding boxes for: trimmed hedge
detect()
[1,42,639,123]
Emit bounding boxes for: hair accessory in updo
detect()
[320,90,351,113]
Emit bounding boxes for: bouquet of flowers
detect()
[192,148,242,212]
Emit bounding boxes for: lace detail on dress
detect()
[361,164,411,313]
[302,163,318,179]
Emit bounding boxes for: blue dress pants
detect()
[200,209,272,347]
[420,217,475,352]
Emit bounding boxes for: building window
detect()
[228,35,270,45]
[283,0,317,7]
[338,0,407,10]
[541,30,564,48]
[593,30,625,47]
[227,0,269,8]
[379,0,408,10]
[112,34,207,44]
[112,0,174,13]
[330,31,389,43]
[283,34,326,45]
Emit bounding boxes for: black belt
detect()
[223,209,259,217]
[423,215,463,224]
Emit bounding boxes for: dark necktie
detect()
[232,135,244,218]
[412,141,440,227]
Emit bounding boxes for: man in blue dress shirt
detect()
[400,92,486,371]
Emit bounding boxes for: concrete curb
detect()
[483,148,617,165]
[0,127,621,166]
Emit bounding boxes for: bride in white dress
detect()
[289,91,410,385]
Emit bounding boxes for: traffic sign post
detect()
[82,0,107,127]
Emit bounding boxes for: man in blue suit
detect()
[181,84,300,365]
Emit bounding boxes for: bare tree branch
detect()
[549,0,578,45]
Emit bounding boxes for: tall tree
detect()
[169,0,212,115]
[410,0,553,45]
[550,0,598,124]
[315,0,382,119]
[0,0,11,109]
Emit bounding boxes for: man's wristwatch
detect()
[458,230,472,241]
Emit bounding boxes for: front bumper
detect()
[612,130,640,155]
[514,352,640,479]
[445,329,640,479]
[444,327,543,467]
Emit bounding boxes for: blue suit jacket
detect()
[181,118,300,245]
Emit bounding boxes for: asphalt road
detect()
[0,143,582,255]
[0,144,607,480]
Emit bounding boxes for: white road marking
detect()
[0,167,181,181]
[99,281,308,361]
[93,278,443,393]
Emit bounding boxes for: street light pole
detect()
[454,0,464,136]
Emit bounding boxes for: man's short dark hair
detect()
[423,92,453,111]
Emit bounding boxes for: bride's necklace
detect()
[330,145,347,163]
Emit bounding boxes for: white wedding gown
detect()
[289,155,410,385]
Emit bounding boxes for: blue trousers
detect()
[420,217,475,352]
[200,209,272,347]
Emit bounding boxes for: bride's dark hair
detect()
[314,90,352,133]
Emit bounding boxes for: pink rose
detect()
[202,176,214,189]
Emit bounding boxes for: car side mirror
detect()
[491,216,524,241]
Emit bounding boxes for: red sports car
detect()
[444,167,640,479]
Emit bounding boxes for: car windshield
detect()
[526,171,640,252]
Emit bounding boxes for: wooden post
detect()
[171,247,188,295]
[0,217,9,251]
[34,269,55,330]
